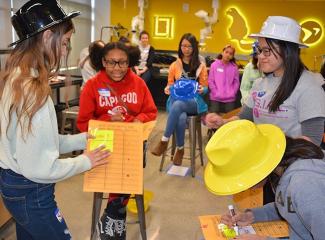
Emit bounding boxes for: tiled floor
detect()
[0,111,233,240]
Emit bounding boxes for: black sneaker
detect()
[97,212,126,240]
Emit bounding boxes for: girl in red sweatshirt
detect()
[77,42,157,240]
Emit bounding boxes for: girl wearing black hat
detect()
[0,1,110,239]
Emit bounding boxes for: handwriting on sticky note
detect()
[239,225,256,235]
[199,215,289,240]
[89,129,114,152]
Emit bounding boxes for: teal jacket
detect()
[166,87,208,114]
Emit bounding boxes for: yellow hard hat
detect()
[204,120,286,196]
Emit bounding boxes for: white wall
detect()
[66,0,90,4]
[0,0,13,69]
[61,0,111,66]
[60,0,91,66]
[0,0,13,48]
[0,0,111,68]
[93,0,111,42]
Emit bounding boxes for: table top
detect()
[58,68,82,78]
[0,49,11,54]
[49,76,82,89]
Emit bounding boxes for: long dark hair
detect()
[281,136,324,167]
[320,61,325,79]
[265,38,305,112]
[269,136,324,189]
[178,33,201,77]
[252,55,258,69]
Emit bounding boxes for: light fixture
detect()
[153,16,174,39]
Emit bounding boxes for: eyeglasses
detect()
[104,59,129,68]
[181,45,193,49]
[256,46,273,57]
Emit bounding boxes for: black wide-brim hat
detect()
[9,0,80,47]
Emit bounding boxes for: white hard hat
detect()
[249,16,307,48]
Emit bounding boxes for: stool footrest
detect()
[159,115,204,177]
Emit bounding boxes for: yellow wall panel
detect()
[111,0,325,70]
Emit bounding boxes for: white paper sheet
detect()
[166,165,190,176]
[239,225,256,235]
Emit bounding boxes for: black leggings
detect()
[209,100,236,114]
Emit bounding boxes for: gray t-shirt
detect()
[245,70,325,138]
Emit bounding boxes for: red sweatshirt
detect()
[77,69,157,132]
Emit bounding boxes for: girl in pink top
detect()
[208,44,240,113]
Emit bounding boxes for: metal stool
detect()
[159,115,204,177]
[90,193,147,240]
[60,106,79,134]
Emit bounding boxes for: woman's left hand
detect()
[164,85,170,95]
[198,85,204,94]
[233,234,267,240]
[86,133,95,140]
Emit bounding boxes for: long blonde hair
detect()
[0,20,74,136]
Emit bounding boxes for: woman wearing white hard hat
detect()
[204,120,325,240]
[205,16,325,203]
[206,15,325,145]
[0,0,110,239]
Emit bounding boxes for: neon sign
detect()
[300,19,324,47]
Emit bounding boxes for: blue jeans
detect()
[0,169,72,240]
[164,99,198,147]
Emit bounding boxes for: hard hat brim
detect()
[8,11,80,48]
[248,33,308,48]
[204,124,286,196]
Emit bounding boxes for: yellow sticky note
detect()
[219,225,236,239]
[90,130,114,152]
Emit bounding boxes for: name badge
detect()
[98,88,110,97]
[217,68,224,73]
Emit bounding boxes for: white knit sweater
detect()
[0,73,91,183]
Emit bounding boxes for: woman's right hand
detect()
[110,112,125,122]
[134,66,141,75]
[164,85,170,95]
[205,113,224,129]
[221,210,254,228]
[83,145,110,168]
